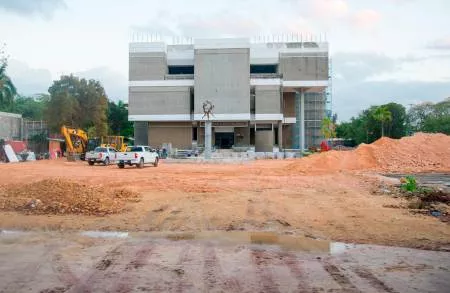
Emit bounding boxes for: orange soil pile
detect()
[288,133,450,173]
[0,179,140,216]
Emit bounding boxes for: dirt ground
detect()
[1,231,449,293]
[0,158,449,250]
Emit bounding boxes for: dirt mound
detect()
[288,133,450,173]
[0,179,140,216]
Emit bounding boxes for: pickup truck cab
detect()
[86,147,117,166]
[116,145,159,168]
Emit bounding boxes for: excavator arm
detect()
[61,125,88,155]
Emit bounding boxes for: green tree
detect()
[0,45,17,110]
[372,106,392,137]
[46,75,108,136]
[408,98,450,134]
[384,103,406,138]
[321,117,336,141]
[108,100,133,137]
[337,103,406,145]
[11,94,49,120]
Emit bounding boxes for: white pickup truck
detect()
[86,146,117,166]
[115,145,159,168]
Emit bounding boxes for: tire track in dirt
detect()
[279,252,310,293]
[67,243,126,293]
[202,244,242,292]
[250,248,281,293]
[51,253,80,290]
[175,245,194,293]
[2,244,56,293]
[321,260,361,293]
[352,267,399,293]
[108,242,155,293]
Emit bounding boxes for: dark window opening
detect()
[190,88,194,114]
[250,128,255,145]
[250,87,256,115]
[274,128,279,145]
[215,133,234,149]
[168,65,194,74]
[250,64,277,74]
[193,127,198,141]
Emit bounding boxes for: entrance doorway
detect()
[215,132,234,149]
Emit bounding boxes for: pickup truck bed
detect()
[86,147,117,165]
[116,146,159,169]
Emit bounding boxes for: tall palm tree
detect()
[0,62,17,108]
[373,106,392,137]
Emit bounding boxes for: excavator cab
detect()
[87,138,101,152]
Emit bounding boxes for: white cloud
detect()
[7,59,52,95]
[427,37,450,50]
[76,67,127,102]
[0,0,66,18]
[349,9,381,29]
[311,0,349,19]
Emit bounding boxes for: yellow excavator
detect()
[61,125,89,160]
[61,126,129,160]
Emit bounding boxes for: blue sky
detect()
[0,0,449,120]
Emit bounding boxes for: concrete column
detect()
[300,90,305,151]
[204,120,212,159]
[134,122,149,146]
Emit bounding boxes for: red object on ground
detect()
[49,140,62,159]
[5,141,27,153]
[320,140,331,152]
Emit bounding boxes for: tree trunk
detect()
[381,121,384,137]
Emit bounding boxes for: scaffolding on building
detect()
[304,92,327,148]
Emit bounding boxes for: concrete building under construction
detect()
[128,37,330,151]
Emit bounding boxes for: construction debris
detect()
[2,144,19,163]
[288,133,450,173]
[0,178,140,216]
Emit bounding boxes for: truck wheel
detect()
[88,161,94,166]
[137,158,144,168]
[104,157,110,166]
[153,157,159,167]
[118,164,125,169]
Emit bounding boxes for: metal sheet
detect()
[3,144,19,163]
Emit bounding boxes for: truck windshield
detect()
[126,146,142,152]
[94,147,107,152]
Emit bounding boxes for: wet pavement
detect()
[385,173,450,192]
[0,230,449,293]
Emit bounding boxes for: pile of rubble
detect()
[0,178,140,216]
[289,133,450,173]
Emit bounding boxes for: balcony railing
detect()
[250,73,282,79]
[165,73,282,80]
[165,74,194,80]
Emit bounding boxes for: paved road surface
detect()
[0,230,449,293]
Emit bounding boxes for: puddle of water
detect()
[1,229,340,253]
[330,242,357,255]
[80,231,129,239]
[155,231,331,253]
[0,230,28,236]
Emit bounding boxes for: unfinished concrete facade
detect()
[0,112,22,141]
[129,38,329,150]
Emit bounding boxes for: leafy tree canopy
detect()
[336,102,406,144]
[46,75,108,137]
[0,44,17,110]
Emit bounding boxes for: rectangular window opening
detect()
[168,65,194,75]
[250,64,277,74]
